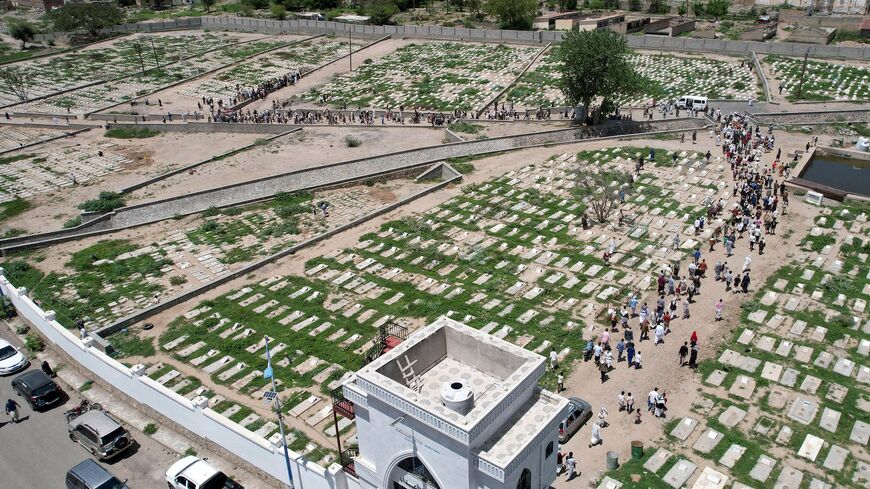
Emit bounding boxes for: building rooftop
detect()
[355,317,546,441]
[477,388,568,474]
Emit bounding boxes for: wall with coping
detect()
[0,270,354,489]
[30,16,868,60]
[0,117,705,253]
[753,109,870,125]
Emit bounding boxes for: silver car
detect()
[68,410,133,461]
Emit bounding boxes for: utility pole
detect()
[349,29,352,72]
[264,339,295,489]
[134,41,145,73]
[149,38,161,71]
[796,48,810,101]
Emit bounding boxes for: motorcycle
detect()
[64,399,102,422]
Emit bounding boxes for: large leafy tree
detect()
[557,29,641,122]
[0,68,30,102]
[485,0,536,30]
[8,21,38,50]
[49,3,125,39]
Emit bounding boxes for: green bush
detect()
[104,127,160,139]
[169,275,188,286]
[78,191,125,214]
[344,135,362,147]
[25,332,45,352]
[143,423,158,435]
[63,216,83,228]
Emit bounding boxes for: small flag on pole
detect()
[263,337,274,379]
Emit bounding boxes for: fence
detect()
[0,270,352,489]
[14,15,870,61]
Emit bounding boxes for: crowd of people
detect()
[554,112,796,482]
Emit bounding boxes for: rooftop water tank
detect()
[441,380,474,415]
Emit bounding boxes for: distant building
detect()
[8,0,64,11]
[533,11,624,31]
[784,25,838,44]
[753,0,869,15]
[340,317,570,489]
[644,17,696,37]
[335,14,371,24]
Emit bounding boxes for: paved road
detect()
[0,327,172,488]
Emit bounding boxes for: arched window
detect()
[517,468,532,489]
[396,457,440,488]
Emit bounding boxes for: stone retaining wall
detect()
[753,109,870,125]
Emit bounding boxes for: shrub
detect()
[199,221,219,233]
[25,332,45,352]
[104,127,160,139]
[78,191,125,214]
[143,423,158,435]
[63,216,82,228]
[169,275,187,286]
[344,135,362,147]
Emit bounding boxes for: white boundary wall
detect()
[0,269,355,489]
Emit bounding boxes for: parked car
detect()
[166,456,244,489]
[675,95,708,111]
[0,338,28,375]
[558,397,592,443]
[66,458,130,489]
[11,369,62,410]
[68,409,134,461]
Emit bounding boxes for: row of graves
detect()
[302,41,541,111]
[0,33,244,107]
[506,51,760,110]
[622,203,870,489]
[153,146,728,466]
[179,37,365,107]
[0,143,131,203]
[765,55,870,102]
[13,38,286,115]
[0,126,69,153]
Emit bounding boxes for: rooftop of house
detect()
[355,317,545,433]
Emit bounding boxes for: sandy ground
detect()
[127,125,447,204]
[1,129,262,234]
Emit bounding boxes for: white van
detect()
[676,95,708,111]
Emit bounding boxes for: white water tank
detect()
[441,380,474,415]
[855,137,869,152]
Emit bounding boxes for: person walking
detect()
[654,322,665,345]
[679,342,689,366]
[599,360,608,383]
[741,273,751,293]
[715,299,725,321]
[626,342,636,366]
[589,422,602,448]
[634,350,643,369]
[625,392,634,413]
[616,338,625,362]
[565,452,577,480]
[689,342,700,368]
[618,391,626,411]
[557,374,564,393]
[5,398,20,423]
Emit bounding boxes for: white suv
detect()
[166,456,244,489]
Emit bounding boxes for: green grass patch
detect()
[0,198,31,223]
[109,330,155,358]
[0,153,37,165]
[104,127,160,139]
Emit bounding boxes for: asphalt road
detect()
[0,328,171,489]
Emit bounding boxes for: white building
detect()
[341,317,570,489]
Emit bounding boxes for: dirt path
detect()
[551,133,820,487]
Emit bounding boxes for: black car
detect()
[11,369,63,410]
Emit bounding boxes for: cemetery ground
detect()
[0,128,263,234]
[3,30,289,114]
[506,50,764,110]
[8,126,815,474]
[761,55,870,105]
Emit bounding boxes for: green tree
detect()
[627,0,641,10]
[557,29,640,122]
[648,0,670,13]
[691,0,704,15]
[705,0,730,16]
[270,2,287,18]
[0,68,30,102]
[602,0,619,8]
[201,0,217,12]
[8,21,37,50]
[49,3,125,38]
[367,0,399,24]
[678,1,688,15]
[485,0,536,29]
